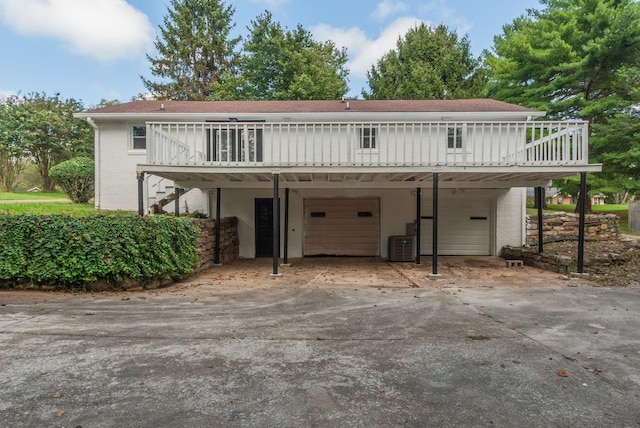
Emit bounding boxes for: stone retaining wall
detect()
[189,217,239,272]
[526,212,619,245]
[502,245,575,274]
[502,245,628,274]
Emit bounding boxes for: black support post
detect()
[272,174,280,276]
[537,186,544,253]
[577,172,587,273]
[137,172,144,216]
[432,173,439,276]
[174,187,181,217]
[415,188,421,265]
[283,188,290,266]
[215,188,221,265]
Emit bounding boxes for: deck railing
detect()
[145,121,589,167]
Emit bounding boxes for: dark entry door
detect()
[255,198,273,258]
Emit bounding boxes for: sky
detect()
[0,0,541,108]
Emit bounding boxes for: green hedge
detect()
[0,213,198,288]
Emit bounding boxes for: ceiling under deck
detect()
[138,163,601,189]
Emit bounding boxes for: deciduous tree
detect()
[215,11,349,100]
[0,93,93,192]
[363,23,487,100]
[0,95,29,192]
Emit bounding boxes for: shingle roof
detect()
[82,99,538,114]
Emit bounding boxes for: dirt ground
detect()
[170,255,592,296]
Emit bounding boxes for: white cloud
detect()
[312,16,427,79]
[371,0,408,21]
[248,0,289,8]
[0,0,154,62]
[418,0,472,36]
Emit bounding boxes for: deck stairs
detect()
[147,178,190,214]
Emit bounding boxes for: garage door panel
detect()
[420,198,491,256]
[305,198,380,256]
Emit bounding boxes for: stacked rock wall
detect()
[526,212,619,245]
[190,217,240,272]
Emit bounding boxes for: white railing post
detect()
[144,120,589,167]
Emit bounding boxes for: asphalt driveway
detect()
[1,257,639,427]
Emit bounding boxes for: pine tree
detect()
[486,0,640,207]
[141,0,240,100]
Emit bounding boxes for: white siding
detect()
[97,123,142,211]
[496,188,527,253]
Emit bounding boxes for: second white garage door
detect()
[420,197,492,255]
[304,198,380,256]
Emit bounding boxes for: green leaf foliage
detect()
[0,96,29,192]
[487,0,640,201]
[487,0,640,122]
[363,23,487,100]
[141,0,240,100]
[0,214,198,288]
[49,157,95,204]
[0,92,93,192]
[215,11,349,100]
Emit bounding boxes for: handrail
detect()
[145,120,590,167]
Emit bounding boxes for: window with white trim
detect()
[447,127,463,149]
[132,125,146,150]
[359,127,377,149]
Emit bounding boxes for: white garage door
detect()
[304,198,380,256]
[420,198,492,255]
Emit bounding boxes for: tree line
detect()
[1,0,639,203]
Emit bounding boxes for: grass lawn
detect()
[0,202,100,216]
[527,203,633,234]
[0,191,105,216]
[0,191,69,200]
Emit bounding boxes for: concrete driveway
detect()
[1,257,639,427]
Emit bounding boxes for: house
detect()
[75,99,601,274]
[545,188,575,205]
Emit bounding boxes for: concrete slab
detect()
[1,257,639,427]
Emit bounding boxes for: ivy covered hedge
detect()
[0,213,198,289]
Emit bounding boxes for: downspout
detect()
[86,117,100,210]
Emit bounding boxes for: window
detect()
[359,127,377,149]
[447,127,463,149]
[132,125,146,150]
[207,128,263,162]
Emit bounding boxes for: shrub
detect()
[0,213,198,288]
[49,157,94,203]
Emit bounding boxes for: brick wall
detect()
[526,212,619,245]
[189,217,239,271]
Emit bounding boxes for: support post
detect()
[215,188,221,266]
[174,187,181,217]
[577,172,587,273]
[415,188,421,265]
[271,174,280,277]
[432,173,439,276]
[137,172,145,216]
[537,186,544,253]
[282,188,290,266]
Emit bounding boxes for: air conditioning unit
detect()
[388,235,415,262]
